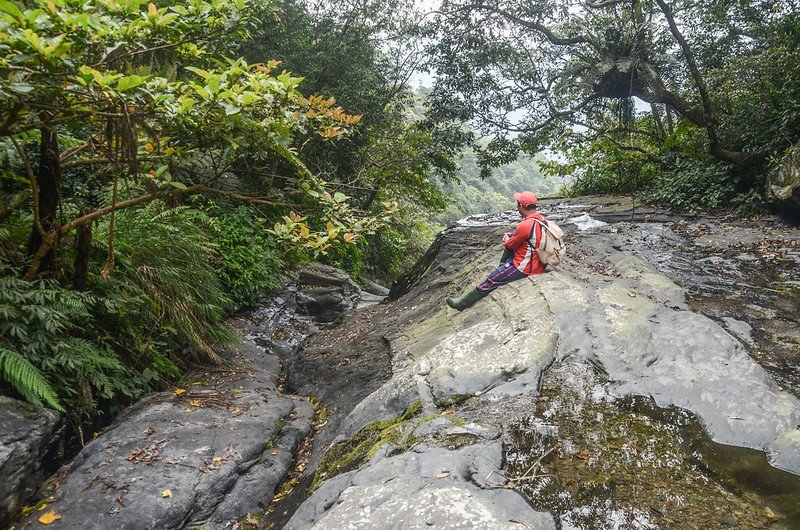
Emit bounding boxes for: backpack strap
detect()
[528,218,545,250]
[528,217,547,250]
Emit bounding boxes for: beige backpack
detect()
[531,218,565,266]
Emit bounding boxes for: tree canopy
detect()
[426,0,800,189]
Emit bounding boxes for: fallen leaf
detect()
[652,481,668,488]
[271,450,278,456]
[38,511,61,525]
[574,451,591,460]
[161,489,172,498]
[174,388,187,395]
[231,407,241,414]
[765,507,775,519]
[188,400,201,407]
[212,456,223,463]
[245,513,259,525]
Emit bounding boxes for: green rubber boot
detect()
[446,288,487,311]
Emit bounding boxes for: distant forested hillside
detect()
[433,150,564,227]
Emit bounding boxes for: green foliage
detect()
[0,265,147,415]
[641,157,735,213]
[0,0,393,416]
[93,202,235,362]
[323,235,365,280]
[0,346,61,411]
[212,206,284,307]
[425,0,800,203]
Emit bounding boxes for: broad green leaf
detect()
[222,102,240,115]
[116,75,146,92]
[0,0,24,23]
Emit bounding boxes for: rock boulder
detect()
[0,397,63,527]
[767,142,800,217]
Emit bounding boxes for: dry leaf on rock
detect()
[161,489,172,498]
[38,511,61,525]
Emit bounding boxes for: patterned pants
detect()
[476,259,528,294]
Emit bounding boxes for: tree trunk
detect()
[27,126,62,276]
[651,103,665,140]
[665,104,675,135]
[73,206,92,291]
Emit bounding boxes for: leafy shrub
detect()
[322,235,365,280]
[642,157,735,213]
[0,266,147,415]
[93,203,236,364]
[211,206,285,307]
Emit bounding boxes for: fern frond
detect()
[0,346,64,411]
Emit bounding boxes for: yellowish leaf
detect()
[188,400,201,407]
[161,489,172,498]
[38,511,61,525]
[174,388,187,395]
[148,3,157,15]
[144,142,154,153]
[212,456,223,463]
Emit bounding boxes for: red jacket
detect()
[504,212,547,275]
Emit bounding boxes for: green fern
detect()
[0,346,64,411]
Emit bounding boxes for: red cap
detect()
[513,191,537,208]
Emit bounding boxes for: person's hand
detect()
[502,233,510,244]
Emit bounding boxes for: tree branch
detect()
[469,4,591,45]
[10,137,48,241]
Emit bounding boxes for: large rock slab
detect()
[538,230,800,474]
[0,397,63,527]
[286,441,555,530]
[18,334,313,530]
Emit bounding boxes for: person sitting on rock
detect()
[447,191,547,311]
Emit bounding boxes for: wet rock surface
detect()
[294,263,362,323]
[0,397,63,528]
[277,196,800,529]
[287,442,556,530]
[17,325,313,530]
[10,263,370,530]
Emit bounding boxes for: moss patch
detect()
[503,362,800,529]
[311,400,423,490]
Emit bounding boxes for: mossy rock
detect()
[311,401,423,490]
